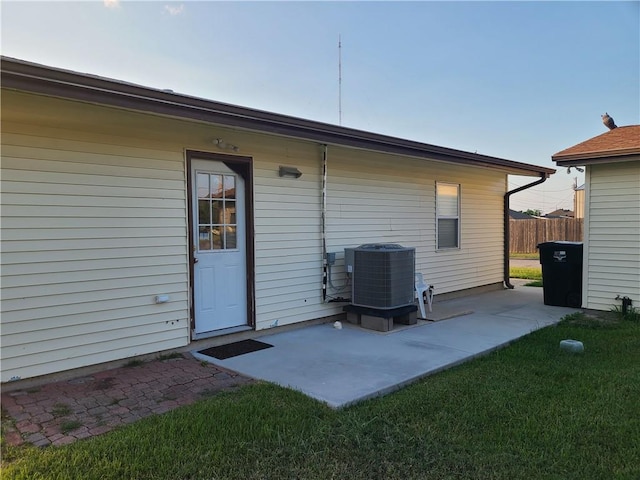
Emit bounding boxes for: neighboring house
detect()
[509,209,536,220]
[544,208,574,219]
[553,125,640,312]
[573,184,585,219]
[0,57,554,383]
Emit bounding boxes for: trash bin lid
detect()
[537,241,583,248]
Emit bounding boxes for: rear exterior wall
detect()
[323,147,505,301]
[1,90,507,382]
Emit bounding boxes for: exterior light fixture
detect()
[213,138,239,153]
[278,166,302,178]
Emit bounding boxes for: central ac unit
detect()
[351,243,415,309]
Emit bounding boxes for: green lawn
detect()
[510,266,542,280]
[3,313,639,480]
[509,253,540,260]
[510,265,542,287]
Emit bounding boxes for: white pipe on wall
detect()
[322,144,328,301]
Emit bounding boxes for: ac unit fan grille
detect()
[352,245,415,309]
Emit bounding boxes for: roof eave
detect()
[553,152,640,166]
[1,56,554,177]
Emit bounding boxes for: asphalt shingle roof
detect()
[509,209,535,220]
[553,125,640,162]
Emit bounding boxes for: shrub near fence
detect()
[510,218,584,254]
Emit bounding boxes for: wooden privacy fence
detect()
[510,218,584,254]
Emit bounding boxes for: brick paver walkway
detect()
[1,354,252,447]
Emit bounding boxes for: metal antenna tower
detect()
[338,34,342,126]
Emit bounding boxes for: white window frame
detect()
[436,182,461,250]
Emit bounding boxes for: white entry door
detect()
[192,159,247,334]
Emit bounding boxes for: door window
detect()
[197,172,237,250]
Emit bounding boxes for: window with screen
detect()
[436,182,460,249]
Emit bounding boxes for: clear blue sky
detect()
[2,1,638,212]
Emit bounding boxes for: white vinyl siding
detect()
[1,123,190,383]
[252,140,325,330]
[251,142,507,329]
[323,148,505,297]
[2,89,512,381]
[583,162,640,311]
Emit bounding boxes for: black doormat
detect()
[199,339,274,360]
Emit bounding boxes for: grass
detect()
[612,305,640,323]
[510,253,539,260]
[60,420,83,435]
[509,266,542,281]
[51,403,72,418]
[156,352,184,361]
[2,313,639,480]
[122,359,145,368]
[509,256,542,286]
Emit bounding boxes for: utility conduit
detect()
[322,144,328,301]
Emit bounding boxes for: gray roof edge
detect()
[1,56,554,176]
[553,153,640,166]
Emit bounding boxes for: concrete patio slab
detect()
[194,286,577,408]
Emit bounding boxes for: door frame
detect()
[186,150,255,336]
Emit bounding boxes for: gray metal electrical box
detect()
[326,252,336,265]
[344,248,355,274]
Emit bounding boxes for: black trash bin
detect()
[537,241,583,307]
